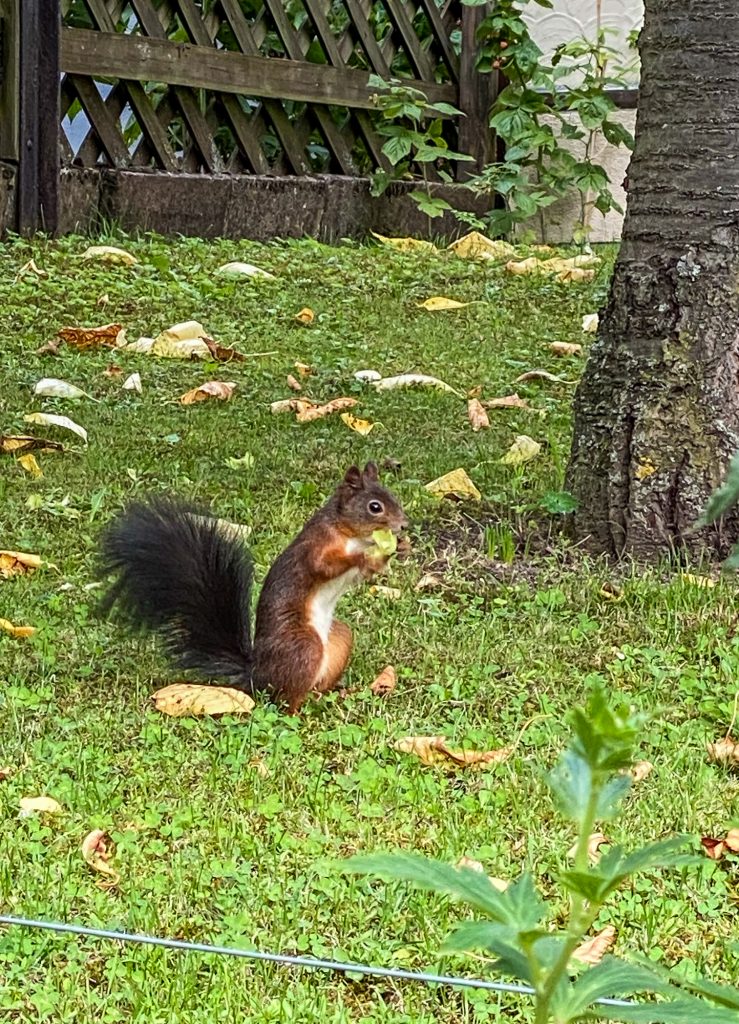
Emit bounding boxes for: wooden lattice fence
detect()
[0,0,499,237]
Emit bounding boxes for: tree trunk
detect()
[567,0,739,559]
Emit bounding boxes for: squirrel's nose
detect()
[398,515,410,532]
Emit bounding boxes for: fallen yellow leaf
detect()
[416,296,470,311]
[81,829,120,884]
[17,453,43,479]
[294,362,314,377]
[373,373,462,397]
[599,581,623,602]
[179,381,237,405]
[0,618,36,638]
[295,307,315,325]
[369,585,402,600]
[425,467,481,502]
[549,342,583,357]
[447,231,516,261]
[371,231,436,254]
[467,398,489,432]
[58,323,123,350]
[394,735,513,769]
[500,435,541,466]
[271,398,315,416]
[370,665,397,695]
[506,254,598,284]
[0,550,43,578]
[149,321,211,359]
[81,245,138,266]
[681,573,716,588]
[19,796,62,816]
[572,926,616,966]
[341,412,375,436]
[152,683,255,718]
[582,313,599,333]
[0,434,63,455]
[484,394,530,410]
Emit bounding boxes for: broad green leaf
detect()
[596,999,739,1023]
[569,957,672,1014]
[343,853,518,923]
[442,921,533,982]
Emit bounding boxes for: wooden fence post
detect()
[17,0,59,234]
[457,1,499,179]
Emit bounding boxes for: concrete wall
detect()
[524,0,643,242]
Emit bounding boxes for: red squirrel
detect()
[99,463,409,713]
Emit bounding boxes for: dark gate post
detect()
[17,0,60,234]
[457,1,499,179]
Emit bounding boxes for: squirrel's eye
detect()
[368,500,384,515]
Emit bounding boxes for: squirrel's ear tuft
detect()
[362,461,379,483]
[343,465,363,490]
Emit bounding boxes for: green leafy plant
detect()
[368,76,474,218]
[344,688,739,1022]
[698,452,739,568]
[464,0,638,238]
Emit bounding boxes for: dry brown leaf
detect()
[81,829,120,884]
[271,398,315,416]
[0,550,43,578]
[341,412,375,436]
[550,342,583,357]
[295,307,315,325]
[701,836,726,861]
[1,434,63,455]
[417,296,470,311]
[724,828,739,852]
[153,683,255,717]
[706,737,739,764]
[483,394,530,410]
[0,618,36,638]
[370,665,397,696]
[467,399,490,432]
[203,339,247,363]
[97,293,110,307]
[394,735,513,769]
[19,796,62,816]
[425,468,481,502]
[36,338,61,355]
[15,258,48,281]
[103,364,123,377]
[0,767,13,781]
[295,361,314,377]
[287,374,302,392]
[297,397,357,423]
[630,760,654,783]
[415,573,443,591]
[18,453,43,479]
[58,323,123,350]
[572,926,617,966]
[456,857,510,891]
[467,385,483,399]
[599,581,623,602]
[179,381,237,405]
[515,370,575,385]
[568,833,610,863]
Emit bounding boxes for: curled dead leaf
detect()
[371,231,436,254]
[81,245,137,266]
[122,372,142,393]
[416,296,470,311]
[394,735,513,769]
[81,829,120,884]
[447,232,516,262]
[630,760,654,783]
[341,412,375,436]
[36,338,61,355]
[0,618,36,638]
[706,736,739,765]
[370,665,397,696]
[369,585,402,600]
[549,342,583,357]
[483,394,529,410]
[103,364,123,377]
[681,573,716,588]
[33,377,92,400]
[0,550,44,578]
[724,828,739,852]
[19,796,63,817]
[0,766,13,781]
[287,374,302,392]
[271,398,315,416]
[599,581,623,602]
[179,381,237,405]
[373,373,462,397]
[24,412,88,444]
[294,362,314,377]
[500,435,541,466]
[297,397,358,423]
[515,370,575,385]
[415,573,443,591]
[216,261,274,279]
[582,313,599,333]
[153,683,255,717]
[1,434,63,455]
[58,323,123,350]
[295,307,315,325]
[572,926,616,966]
[426,467,481,502]
[467,398,489,432]
[15,258,48,281]
[701,836,726,861]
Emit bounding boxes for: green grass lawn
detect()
[1,231,737,1023]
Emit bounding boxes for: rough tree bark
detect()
[567,0,739,558]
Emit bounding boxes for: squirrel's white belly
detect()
[309,568,362,645]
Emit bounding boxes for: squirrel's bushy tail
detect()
[99,498,253,685]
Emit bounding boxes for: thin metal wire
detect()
[0,915,633,1008]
